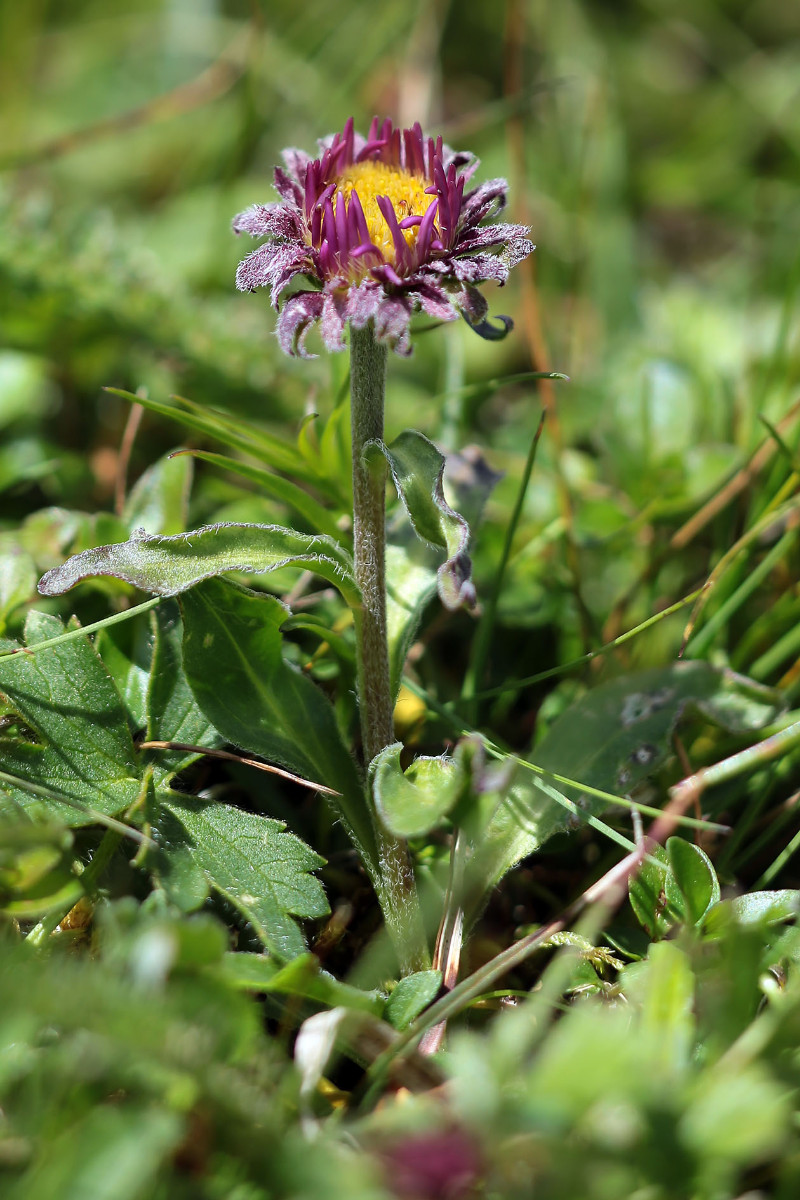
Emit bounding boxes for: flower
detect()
[233,117,534,357]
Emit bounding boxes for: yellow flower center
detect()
[335,161,432,264]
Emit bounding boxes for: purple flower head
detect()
[233,117,534,357]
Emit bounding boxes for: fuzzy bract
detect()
[233,117,534,357]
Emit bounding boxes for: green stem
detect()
[349,322,427,973]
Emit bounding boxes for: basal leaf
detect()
[158,796,329,961]
[372,430,476,612]
[38,521,360,608]
[179,577,375,869]
[466,662,782,917]
[0,611,142,823]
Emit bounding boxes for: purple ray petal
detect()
[376,195,410,273]
[277,291,325,357]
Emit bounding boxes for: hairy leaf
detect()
[38,522,360,607]
[0,611,142,822]
[158,795,329,961]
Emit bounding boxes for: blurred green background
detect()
[1,0,799,696]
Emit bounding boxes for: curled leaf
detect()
[38,522,360,608]
[370,431,476,612]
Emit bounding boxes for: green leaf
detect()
[666,836,720,926]
[372,430,476,612]
[466,662,781,917]
[221,951,383,1015]
[371,742,466,838]
[158,796,329,961]
[94,611,155,730]
[145,600,222,784]
[179,577,374,867]
[384,970,442,1030]
[704,889,800,933]
[0,611,142,823]
[629,846,674,937]
[121,449,193,536]
[38,521,360,608]
[0,545,36,633]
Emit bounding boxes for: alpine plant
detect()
[233,117,534,356]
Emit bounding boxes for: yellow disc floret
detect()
[336,161,432,264]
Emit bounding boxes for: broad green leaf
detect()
[179,578,375,868]
[372,430,476,612]
[0,611,142,823]
[38,521,360,608]
[158,795,329,961]
[121,449,193,536]
[666,836,720,926]
[384,970,442,1030]
[371,742,466,838]
[145,601,222,784]
[172,448,343,541]
[466,662,781,918]
[0,546,36,633]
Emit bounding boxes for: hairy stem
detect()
[349,322,428,973]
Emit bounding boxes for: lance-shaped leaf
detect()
[38,522,360,608]
[0,611,142,822]
[369,430,476,612]
[465,662,783,920]
[179,577,376,872]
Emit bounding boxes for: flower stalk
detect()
[349,322,428,973]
